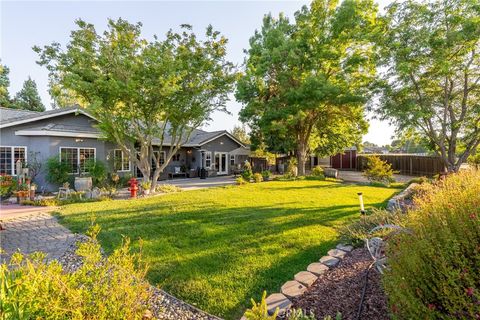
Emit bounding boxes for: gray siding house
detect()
[0,106,249,191]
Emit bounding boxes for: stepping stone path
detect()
[319,255,340,267]
[0,212,76,262]
[263,245,352,315]
[265,293,292,315]
[281,280,307,298]
[294,271,318,287]
[307,262,329,276]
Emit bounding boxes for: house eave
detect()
[15,130,102,139]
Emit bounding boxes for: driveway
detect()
[337,170,413,184]
[162,175,237,191]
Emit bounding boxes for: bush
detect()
[242,161,253,181]
[261,170,271,180]
[338,209,406,247]
[0,225,151,319]
[383,170,480,319]
[253,173,263,183]
[45,156,72,186]
[155,184,182,193]
[0,174,16,200]
[311,165,324,177]
[244,291,278,320]
[236,177,247,185]
[363,156,396,185]
[84,159,107,186]
[285,157,298,178]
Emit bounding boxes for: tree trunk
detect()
[296,142,308,176]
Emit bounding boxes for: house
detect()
[0,106,249,191]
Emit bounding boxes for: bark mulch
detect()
[291,247,390,320]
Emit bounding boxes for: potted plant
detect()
[16,182,30,202]
[261,170,271,181]
[141,181,152,195]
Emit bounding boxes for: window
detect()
[230,154,235,166]
[205,152,212,168]
[0,146,26,175]
[159,151,166,165]
[113,149,131,172]
[60,147,95,174]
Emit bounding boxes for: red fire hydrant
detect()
[128,177,138,198]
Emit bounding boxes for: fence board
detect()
[356,154,445,176]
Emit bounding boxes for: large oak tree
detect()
[236,0,377,175]
[375,0,480,172]
[35,19,235,190]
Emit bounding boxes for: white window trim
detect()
[0,146,27,176]
[113,149,131,172]
[230,154,235,166]
[205,152,212,169]
[59,147,96,174]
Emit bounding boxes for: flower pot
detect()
[143,189,151,196]
[74,177,92,192]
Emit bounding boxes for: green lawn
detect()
[56,179,402,319]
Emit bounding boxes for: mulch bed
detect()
[291,248,389,320]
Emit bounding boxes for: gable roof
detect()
[0,106,96,128]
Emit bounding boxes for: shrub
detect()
[285,157,297,178]
[140,181,151,191]
[45,156,71,186]
[155,184,182,193]
[84,159,107,186]
[383,170,480,319]
[338,209,406,247]
[0,174,16,200]
[253,173,263,183]
[236,177,247,185]
[0,225,151,319]
[261,170,271,180]
[311,165,324,177]
[244,291,278,320]
[363,156,396,185]
[242,161,253,181]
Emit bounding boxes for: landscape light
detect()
[357,192,366,215]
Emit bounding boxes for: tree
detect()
[35,19,236,191]
[230,125,250,144]
[12,77,45,111]
[375,0,480,172]
[0,61,11,108]
[236,0,376,175]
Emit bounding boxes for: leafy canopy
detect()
[34,19,236,189]
[375,0,480,172]
[236,0,377,175]
[12,77,45,111]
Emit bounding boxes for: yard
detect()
[56,179,402,319]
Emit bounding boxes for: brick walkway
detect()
[0,212,75,263]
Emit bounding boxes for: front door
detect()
[215,152,228,175]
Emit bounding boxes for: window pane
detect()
[0,147,12,175]
[13,147,26,175]
[61,148,78,174]
[122,153,130,171]
[230,155,235,166]
[113,149,122,171]
[159,152,165,165]
[79,148,95,172]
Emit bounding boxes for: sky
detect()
[1,0,395,146]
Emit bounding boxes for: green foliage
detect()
[363,156,396,185]
[0,60,11,108]
[261,170,271,179]
[21,195,111,207]
[310,166,325,180]
[236,0,376,175]
[84,159,107,186]
[285,158,298,179]
[288,309,316,320]
[376,0,480,172]
[244,291,278,320]
[230,125,251,144]
[383,170,480,319]
[0,225,150,319]
[338,208,406,247]
[11,77,45,111]
[242,161,253,181]
[35,18,236,189]
[253,173,263,183]
[140,181,151,191]
[236,177,247,185]
[467,152,480,169]
[45,156,71,187]
[155,184,182,193]
[0,174,16,200]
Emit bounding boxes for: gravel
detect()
[291,247,389,320]
[58,234,221,320]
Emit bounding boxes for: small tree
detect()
[0,60,11,108]
[25,151,43,183]
[45,156,71,187]
[11,77,45,111]
[363,156,396,185]
[35,19,236,192]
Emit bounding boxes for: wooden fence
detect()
[356,154,445,176]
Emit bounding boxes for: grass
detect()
[56,179,402,319]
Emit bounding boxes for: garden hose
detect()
[355,261,376,320]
